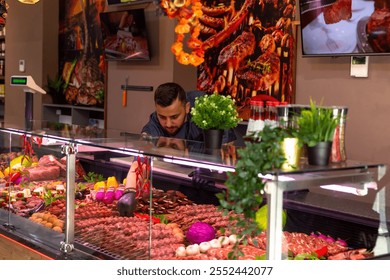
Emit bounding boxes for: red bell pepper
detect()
[134,213,161,224]
[314,246,328,258]
[10,171,21,183]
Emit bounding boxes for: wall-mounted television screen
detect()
[99,8,151,61]
[299,0,390,57]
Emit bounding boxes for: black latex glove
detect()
[188,168,215,189]
[117,191,137,217]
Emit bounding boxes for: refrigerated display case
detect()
[0,123,389,260]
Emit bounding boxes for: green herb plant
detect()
[190,93,242,130]
[45,75,64,94]
[217,125,291,259]
[296,99,339,147]
[83,172,105,183]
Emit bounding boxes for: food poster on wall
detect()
[58,0,106,107]
[196,0,296,120]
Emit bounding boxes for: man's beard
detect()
[165,127,178,136]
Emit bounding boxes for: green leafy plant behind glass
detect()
[190,93,242,130]
[217,125,291,259]
[296,99,339,147]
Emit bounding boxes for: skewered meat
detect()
[323,0,352,24]
[235,51,280,91]
[367,8,390,52]
[201,4,232,17]
[199,23,217,36]
[199,14,225,29]
[202,0,255,51]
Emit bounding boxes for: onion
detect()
[336,238,348,247]
[209,239,221,249]
[317,233,327,240]
[228,234,237,245]
[185,244,200,256]
[199,242,211,253]
[103,189,115,204]
[114,188,124,200]
[325,235,335,243]
[218,236,230,247]
[175,246,186,257]
[13,176,23,185]
[95,188,105,202]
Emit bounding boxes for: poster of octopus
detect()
[195,0,296,120]
[58,0,106,107]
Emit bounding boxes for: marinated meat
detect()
[323,0,352,24]
[199,14,225,29]
[367,8,390,52]
[218,31,256,68]
[235,51,280,91]
[25,165,61,181]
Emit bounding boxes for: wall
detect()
[105,3,197,137]
[4,0,58,128]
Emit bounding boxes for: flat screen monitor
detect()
[299,0,390,57]
[99,8,151,61]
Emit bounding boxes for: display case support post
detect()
[25,91,33,131]
[265,180,286,260]
[60,143,77,253]
[373,186,390,255]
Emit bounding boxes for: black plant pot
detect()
[203,129,223,153]
[307,141,332,166]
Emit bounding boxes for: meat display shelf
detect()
[0,124,389,260]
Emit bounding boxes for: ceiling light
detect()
[18,0,40,4]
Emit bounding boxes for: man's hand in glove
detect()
[188,168,215,189]
[117,190,137,217]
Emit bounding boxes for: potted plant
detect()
[296,99,339,165]
[190,92,242,149]
[45,74,66,104]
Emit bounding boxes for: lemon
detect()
[255,204,287,230]
[106,176,118,189]
[3,167,10,176]
[10,155,32,170]
[94,181,106,191]
[0,170,4,178]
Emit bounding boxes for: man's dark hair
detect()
[154,82,187,107]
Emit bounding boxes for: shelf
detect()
[42,103,105,127]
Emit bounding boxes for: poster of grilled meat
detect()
[58,0,106,107]
[196,0,296,119]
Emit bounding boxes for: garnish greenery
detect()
[191,93,242,130]
[83,172,105,183]
[217,125,291,259]
[247,59,271,74]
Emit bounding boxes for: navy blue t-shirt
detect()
[141,91,236,143]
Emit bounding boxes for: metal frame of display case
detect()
[264,164,388,260]
[0,125,389,260]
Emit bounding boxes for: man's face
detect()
[156,97,190,136]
